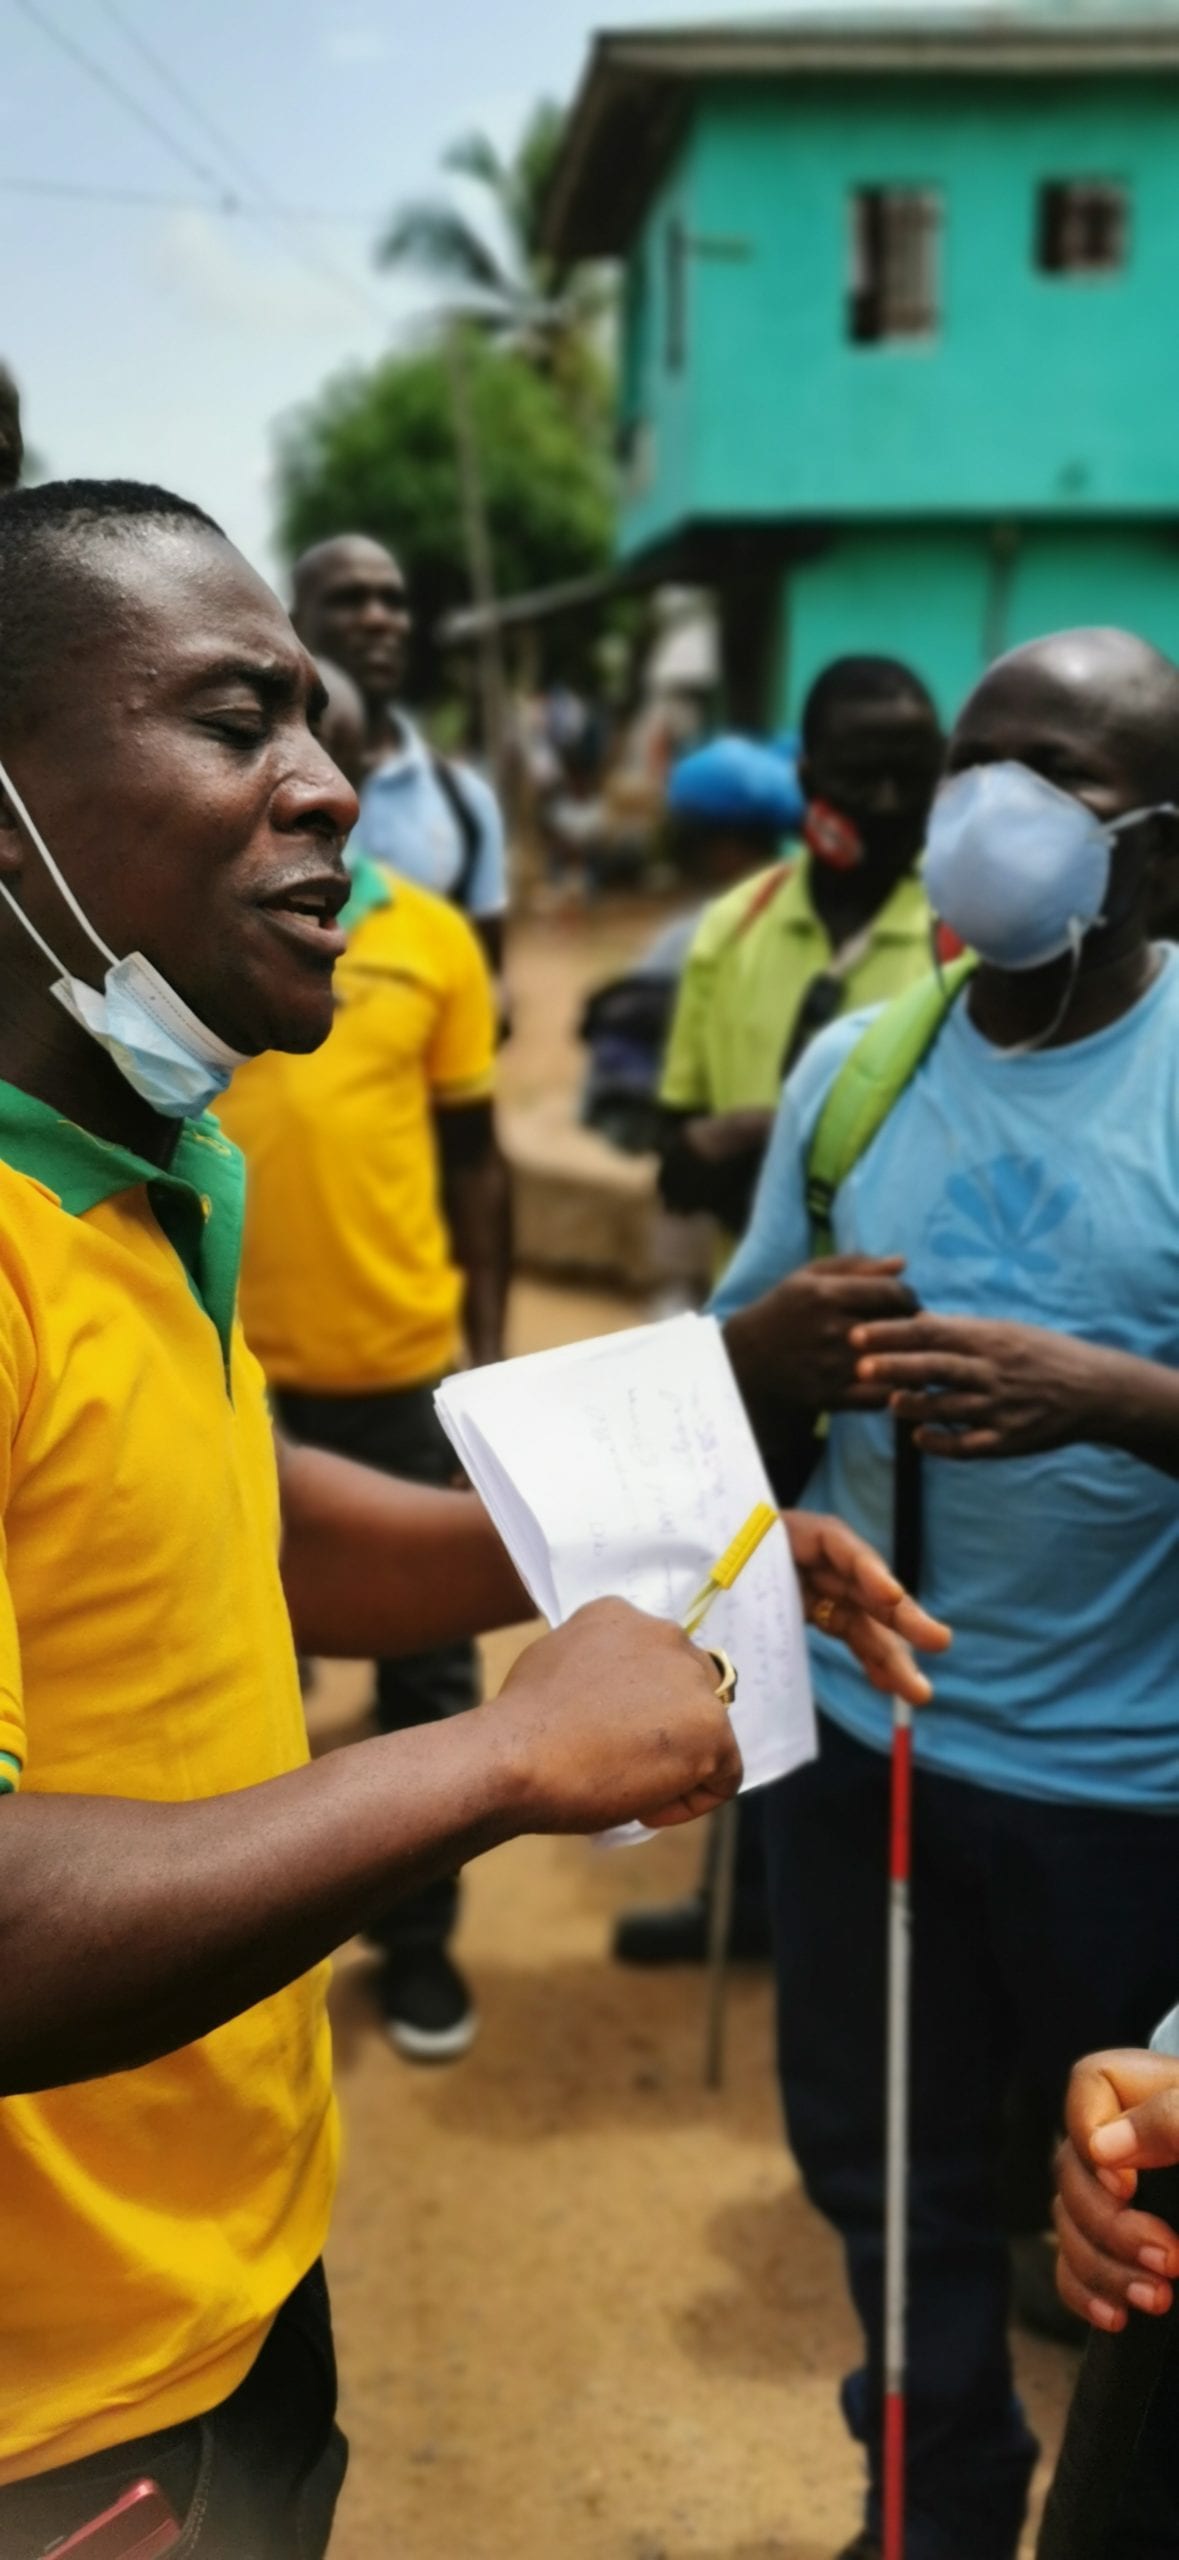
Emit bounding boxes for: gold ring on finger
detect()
[705,1645,738,1708]
[812,1597,837,1629]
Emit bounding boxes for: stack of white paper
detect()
[436,1314,815,1826]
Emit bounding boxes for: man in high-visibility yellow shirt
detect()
[657,662,943,1261]
[0,478,940,2557]
[220,860,509,2063]
[620,660,944,1972]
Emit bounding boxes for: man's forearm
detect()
[277,1437,530,1655]
[0,1714,521,2093]
[445,1152,512,1367]
[0,1595,748,2091]
[1083,1345,1179,1479]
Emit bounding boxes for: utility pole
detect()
[445,320,510,797]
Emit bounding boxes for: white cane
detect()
[883,1689,913,2560]
[883,1420,922,2560]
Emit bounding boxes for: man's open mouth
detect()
[256,875,350,961]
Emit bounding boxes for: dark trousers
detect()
[0,2262,345,2560]
[1105,2337,1179,2555]
[764,1714,1179,2560]
[278,1380,477,1959]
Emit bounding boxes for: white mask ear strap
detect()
[1110,801,1179,838]
[1003,930,1083,1059]
[0,752,117,967]
[0,874,73,977]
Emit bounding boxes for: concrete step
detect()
[502,1097,710,1296]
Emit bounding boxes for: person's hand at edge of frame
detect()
[1055,2050,1179,2332]
[784,1509,951,1706]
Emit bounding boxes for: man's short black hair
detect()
[0,479,224,739]
[801,654,938,755]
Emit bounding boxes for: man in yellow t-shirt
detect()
[0,479,935,2557]
[219,864,509,2065]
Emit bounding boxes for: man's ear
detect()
[0,786,26,879]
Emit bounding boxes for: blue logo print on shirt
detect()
[925,1154,1087,1300]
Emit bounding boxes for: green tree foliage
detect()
[376,101,612,425]
[273,335,614,693]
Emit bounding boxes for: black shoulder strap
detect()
[429,752,482,912]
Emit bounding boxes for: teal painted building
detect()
[544,12,1179,723]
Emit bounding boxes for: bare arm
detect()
[276,1433,528,1657]
[437,1099,511,1371]
[474,912,504,980]
[0,1601,740,2095]
[658,1107,774,1228]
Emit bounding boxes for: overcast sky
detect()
[2,0,764,591]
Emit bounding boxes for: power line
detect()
[96,0,290,211]
[93,0,392,329]
[14,0,392,330]
[11,0,234,204]
[0,174,374,222]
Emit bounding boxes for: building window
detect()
[1037,180,1128,275]
[665,215,687,372]
[848,188,940,344]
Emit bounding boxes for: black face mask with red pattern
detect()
[803,799,865,871]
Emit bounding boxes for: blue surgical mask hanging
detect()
[0,753,247,1119]
[925,760,1172,974]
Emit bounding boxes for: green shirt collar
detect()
[0,1079,244,1370]
[339,854,394,932]
[778,860,931,944]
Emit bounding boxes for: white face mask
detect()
[926,760,1174,972]
[0,755,247,1119]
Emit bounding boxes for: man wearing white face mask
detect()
[715,628,1179,2560]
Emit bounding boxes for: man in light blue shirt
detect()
[717,627,1179,2560]
[293,535,508,977]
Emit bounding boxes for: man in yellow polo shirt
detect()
[0,479,940,2556]
[619,656,944,1971]
[219,859,509,2064]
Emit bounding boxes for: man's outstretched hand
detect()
[489,1513,950,1844]
[1055,2050,1179,2331]
[492,1599,744,1834]
[785,1511,951,1704]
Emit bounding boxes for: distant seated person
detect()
[292,533,508,983]
[578,736,801,1157]
[658,660,943,1253]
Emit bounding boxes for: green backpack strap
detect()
[805,956,976,1256]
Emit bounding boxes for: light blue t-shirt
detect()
[713,955,1179,1809]
[354,716,507,919]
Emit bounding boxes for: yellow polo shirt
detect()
[660,860,933,1115]
[219,862,495,1394]
[0,1088,336,2484]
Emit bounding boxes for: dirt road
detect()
[313,911,1075,2559]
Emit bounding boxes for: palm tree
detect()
[375,102,610,416]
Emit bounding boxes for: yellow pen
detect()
[680,1500,779,1640]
